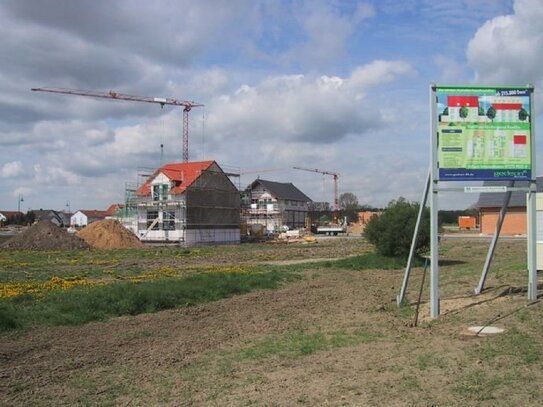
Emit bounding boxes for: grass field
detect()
[1,236,542,406]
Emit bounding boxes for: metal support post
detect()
[430,181,439,318]
[397,170,431,305]
[527,185,538,300]
[429,84,440,318]
[475,181,513,294]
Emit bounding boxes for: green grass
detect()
[479,326,540,364]
[453,369,512,402]
[310,252,420,271]
[0,247,210,283]
[176,324,384,401]
[0,269,300,332]
[235,325,383,360]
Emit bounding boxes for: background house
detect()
[0,211,21,225]
[475,179,543,235]
[105,204,125,217]
[243,179,312,233]
[70,210,109,227]
[134,160,240,245]
[34,209,68,227]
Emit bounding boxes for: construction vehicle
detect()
[312,216,348,236]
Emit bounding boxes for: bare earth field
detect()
[1,237,543,406]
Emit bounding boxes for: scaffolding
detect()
[119,163,241,246]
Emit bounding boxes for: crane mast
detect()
[31,87,203,162]
[293,166,339,212]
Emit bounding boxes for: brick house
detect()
[475,179,543,235]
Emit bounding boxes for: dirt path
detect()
[261,254,358,266]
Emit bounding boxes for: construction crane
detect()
[240,168,284,175]
[293,166,340,212]
[31,87,203,162]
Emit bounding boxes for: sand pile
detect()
[77,219,143,249]
[1,220,89,250]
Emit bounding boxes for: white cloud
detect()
[349,60,414,90]
[353,3,376,23]
[434,55,467,83]
[204,60,413,147]
[300,4,359,65]
[467,0,543,87]
[33,164,80,185]
[0,161,25,178]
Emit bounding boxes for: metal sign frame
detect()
[398,84,536,318]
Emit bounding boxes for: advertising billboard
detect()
[436,86,533,181]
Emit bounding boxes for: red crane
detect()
[31,87,203,162]
[293,166,339,212]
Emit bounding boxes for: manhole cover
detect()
[467,326,505,335]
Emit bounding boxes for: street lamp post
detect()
[17,194,24,225]
[66,201,71,227]
[17,194,24,214]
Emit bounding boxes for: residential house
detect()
[134,160,240,245]
[70,210,109,227]
[0,211,21,225]
[243,179,312,232]
[475,179,543,235]
[105,204,125,217]
[34,209,68,227]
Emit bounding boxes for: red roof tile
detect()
[136,160,215,196]
[105,204,125,216]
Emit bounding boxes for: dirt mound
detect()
[77,219,143,249]
[1,220,89,250]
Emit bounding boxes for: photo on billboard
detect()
[436,86,532,181]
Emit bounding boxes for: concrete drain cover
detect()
[467,326,505,335]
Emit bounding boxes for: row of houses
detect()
[0,206,124,228]
[120,160,313,245]
[3,160,541,245]
[1,161,315,246]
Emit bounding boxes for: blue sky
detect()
[1,0,542,212]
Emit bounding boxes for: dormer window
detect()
[152,184,170,201]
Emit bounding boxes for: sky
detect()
[1,0,543,213]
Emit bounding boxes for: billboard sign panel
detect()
[436,86,533,181]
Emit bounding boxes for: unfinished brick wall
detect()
[479,207,526,235]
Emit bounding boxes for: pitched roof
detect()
[0,211,22,218]
[77,210,109,218]
[136,160,215,196]
[475,178,543,209]
[248,179,312,202]
[105,204,125,216]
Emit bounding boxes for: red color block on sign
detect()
[514,135,527,144]
[447,96,479,107]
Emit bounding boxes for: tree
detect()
[519,108,529,121]
[487,106,496,122]
[439,107,449,122]
[364,197,431,258]
[339,192,359,223]
[459,106,468,119]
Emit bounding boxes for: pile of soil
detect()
[1,220,89,250]
[77,219,143,249]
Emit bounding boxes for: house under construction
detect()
[242,179,312,233]
[121,160,240,245]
